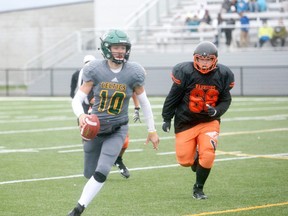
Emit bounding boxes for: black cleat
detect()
[191,151,199,172]
[67,203,85,216]
[193,185,208,200]
[114,157,130,178]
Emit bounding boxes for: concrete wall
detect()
[0,2,94,69]
[26,50,288,97]
[0,0,155,69]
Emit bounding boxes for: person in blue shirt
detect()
[239,12,250,47]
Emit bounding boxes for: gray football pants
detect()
[83,124,128,179]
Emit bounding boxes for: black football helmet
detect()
[193,41,218,74]
[100,29,131,64]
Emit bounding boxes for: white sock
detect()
[78,176,105,207]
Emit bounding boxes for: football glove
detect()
[133,107,141,123]
[162,121,171,132]
[206,104,217,117]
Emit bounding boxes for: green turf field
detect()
[0,96,287,216]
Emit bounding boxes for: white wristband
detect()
[72,90,87,118]
[136,90,156,132]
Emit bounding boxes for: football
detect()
[80,114,100,140]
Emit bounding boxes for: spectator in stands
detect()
[199,10,212,32]
[257,0,267,12]
[197,1,208,20]
[202,10,212,25]
[223,18,235,47]
[221,0,230,12]
[257,19,273,47]
[221,0,237,13]
[185,16,191,31]
[237,0,249,13]
[239,12,250,47]
[271,18,288,47]
[248,0,259,12]
[186,15,201,32]
[213,13,224,47]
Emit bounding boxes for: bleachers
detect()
[133,0,288,51]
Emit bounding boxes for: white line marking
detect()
[157,152,175,155]
[0,126,77,134]
[0,154,282,185]
[221,128,288,136]
[0,128,287,154]
[1,124,287,135]
[0,149,38,153]
[3,111,287,123]
[58,148,144,154]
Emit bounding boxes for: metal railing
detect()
[1,65,288,97]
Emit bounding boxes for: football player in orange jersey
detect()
[162,41,234,199]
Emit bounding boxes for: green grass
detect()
[0,96,287,216]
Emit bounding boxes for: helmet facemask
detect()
[193,41,218,74]
[111,44,131,64]
[193,54,217,74]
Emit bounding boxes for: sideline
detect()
[185,201,288,216]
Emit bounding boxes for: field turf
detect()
[0,96,287,216]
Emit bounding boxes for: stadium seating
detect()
[131,0,288,51]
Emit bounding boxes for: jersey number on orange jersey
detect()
[189,88,219,113]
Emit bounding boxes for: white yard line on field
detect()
[0,128,287,154]
[0,97,288,102]
[58,148,144,153]
[0,114,288,134]
[0,153,286,185]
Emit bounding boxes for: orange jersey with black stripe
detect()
[162,62,234,133]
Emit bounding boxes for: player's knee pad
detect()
[93,171,107,183]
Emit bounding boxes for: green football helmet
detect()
[100,29,131,64]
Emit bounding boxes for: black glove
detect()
[206,104,217,117]
[162,121,171,132]
[133,107,141,123]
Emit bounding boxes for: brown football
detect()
[80,114,100,140]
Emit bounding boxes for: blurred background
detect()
[0,0,288,97]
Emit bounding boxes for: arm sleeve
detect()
[72,90,88,118]
[136,90,156,132]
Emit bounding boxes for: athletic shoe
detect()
[193,185,208,200]
[191,151,199,172]
[67,203,85,216]
[114,157,130,178]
